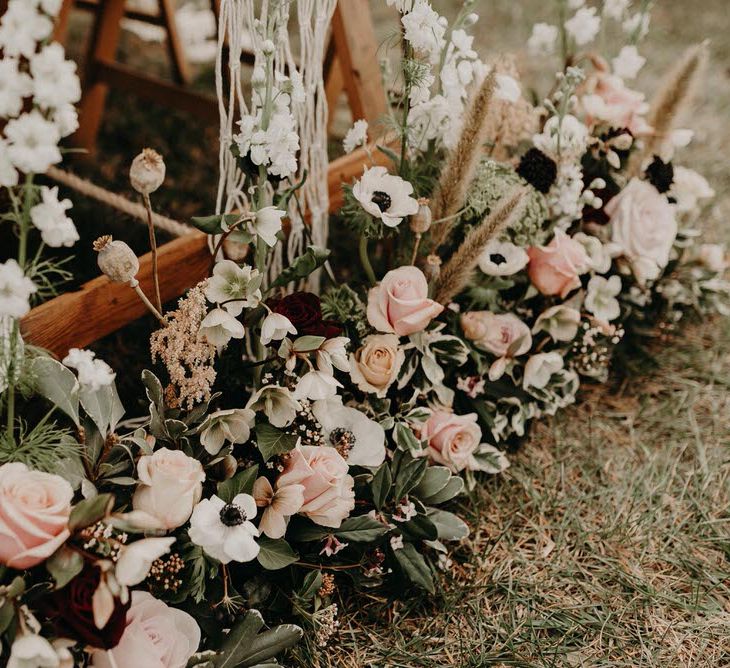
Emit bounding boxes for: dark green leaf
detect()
[46,546,84,588]
[255,424,298,462]
[217,465,258,504]
[191,213,241,235]
[398,514,438,542]
[393,542,434,593]
[371,462,392,511]
[256,537,298,570]
[270,246,330,289]
[297,571,323,601]
[286,516,328,543]
[335,515,389,542]
[427,508,469,540]
[68,493,114,532]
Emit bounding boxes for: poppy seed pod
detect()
[410,198,432,235]
[129,148,166,195]
[94,235,139,284]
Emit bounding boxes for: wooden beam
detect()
[20,233,211,358]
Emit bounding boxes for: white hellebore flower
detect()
[246,385,301,428]
[342,119,368,154]
[30,185,79,248]
[573,232,611,274]
[252,476,304,539]
[585,274,622,322]
[294,370,342,401]
[7,633,60,668]
[523,351,564,390]
[478,240,529,276]
[205,260,262,316]
[188,494,259,564]
[115,537,176,587]
[199,408,255,455]
[253,206,286,247]
[316,336,350,374]
[0,259,37,318]
[352,166,419,228]
[260,312,297,345]
[532,304,581,342]
[312,398,386,467]
[62,348,115,390]
[199,308,245,349]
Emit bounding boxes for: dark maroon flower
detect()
[269,292,341,338]
[42,564,130,649]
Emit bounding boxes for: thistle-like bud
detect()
[423,254,442,282]
[410,198,432,235]
[94,235,139,284]
[129,148,166,195]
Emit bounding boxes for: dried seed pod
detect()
[94,235,139,284]
[410,198,433,235]
[129,148,166,195]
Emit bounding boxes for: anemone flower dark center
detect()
[490,253,507,265]
[219,503,247,526]
[371,190,392,212]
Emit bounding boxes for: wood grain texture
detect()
[20,233,211,358]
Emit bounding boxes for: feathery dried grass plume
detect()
[433,188,526,305]
[429,68,499,250]
[632,40,709,174]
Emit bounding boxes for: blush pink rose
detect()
[277,446,355,528]
[582,72,652,135]
[367,266,444,336]
[421,410,482,473]
[133,448,205,530]
[0,462,73,570]
[528,230,590,298]
[91,592,200,668]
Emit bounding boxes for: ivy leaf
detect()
[256,537,299,570]
[335,515,389,543]
[270,246,330,289]
[217,465,258,504]
[393,542,435,593]
[29,357,80,426]
[255,424,298,462]
[46,546,83,589]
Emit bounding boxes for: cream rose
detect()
[91,592,200,668]
[367,266,444,336]
[277,446,355,528]
[421,410,482,473]
[606,178,678,284]
[349,334,404,398]
[528,230,590,298]
[0,462,73,570]
[133,449,205,530]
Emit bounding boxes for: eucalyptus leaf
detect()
[29,357,80,426]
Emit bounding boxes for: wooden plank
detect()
[54,0,75,43]
[159,0,191,85]
[20,233,211,358]
[330,0,388,125]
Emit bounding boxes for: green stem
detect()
[359,236,377,286]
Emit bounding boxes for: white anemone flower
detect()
[199,308,245,349]
[199,408,255,455]
[205,260,262,316]
[352,166,419,228]
[478,240,529,276]
[585,275,622,322]
[312,398,386,467]
[189,494,259,564]
[260,312,297,345]
[293,370,342,401]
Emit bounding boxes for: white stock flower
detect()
[573,232,612,274]
[199,408,255,455]
[62,348,115,390]
[5,111,62,174]
[527,23,559,57]
[30,43,81,110]
[52,103,79,138]
[343,119,368,154]
[0,58,32,118]
[612,45,645,80]
[533,114,589,159]
[585,275,622,322]
[523,352,564,390]
[115,537,176,587]
[293,370,342,401]
[205,260,262,316]
[386,0,414,11]
[189,493,259,564]
[30,186,79,248]
[260,312,297,345]
[0,0,54,58]
[532,304,582,342]
[401,0,447,62]
[623,12,650,40]
[199,308,245,349]
[603,0,630,20]
[0,259,37,318]
[312,397,386,467]
[478,240,529,276]
[565,7,601,46]
[495,74,521,103]
[0,139,19,187]
[8,633,60,668]
[253,206,285,247]
[352,166,419,227]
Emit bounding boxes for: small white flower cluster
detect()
[0,0,81,187]
[62,347,116,391]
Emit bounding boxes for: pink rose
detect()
[277,446,355,528]
[91,592,200,668]
[0,462,73,570]
[606,178,678,284]
[528,230,590,298]
[421,411,482,473]
[367,266,444,336]
[461,312,532,380]
[133,448,205,530]
[582,72,652,135]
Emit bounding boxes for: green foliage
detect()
[255,424,298,462]
[393,543,434,593]
[0,421,79,473]
[190,213,244,235]
[320,284,369,339]
[68,494,114,532]
[256,537,299,570]
[28,356,80,425]
[270,246,330,289]
[218,465,258,503]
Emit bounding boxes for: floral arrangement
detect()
[1,0,727,666]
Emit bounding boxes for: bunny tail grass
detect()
[631,41,709,175]
[429,69,498,250]
[433,188,526,305]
